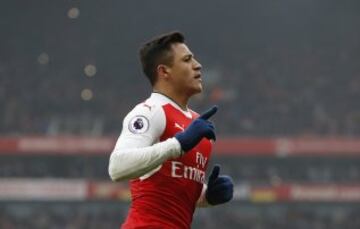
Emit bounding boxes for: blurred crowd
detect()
[2,40,360,137]
[1,202,360,229]
[0,203,123,229]
[1,1,360,137]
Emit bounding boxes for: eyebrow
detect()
[182,53,193,59]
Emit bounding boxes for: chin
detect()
[190,86,203,96]
[184,82,203,96]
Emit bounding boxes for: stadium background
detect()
[1,0,360,228]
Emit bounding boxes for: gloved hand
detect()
[205,165,234,205]
[175,106,217,152]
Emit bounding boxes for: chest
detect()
[160,104,212,170]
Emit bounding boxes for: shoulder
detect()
[123,98,166,134]
[125,97,166,120]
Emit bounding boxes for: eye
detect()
[184,55,192,62]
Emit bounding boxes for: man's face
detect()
[166,43,203,96]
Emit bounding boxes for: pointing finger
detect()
[199,105,218,120]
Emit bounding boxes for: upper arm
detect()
[114,103,166,151]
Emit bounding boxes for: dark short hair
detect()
[139,31,185,85]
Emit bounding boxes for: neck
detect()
[153,86,190,111]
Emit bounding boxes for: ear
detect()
[157,64,171,80]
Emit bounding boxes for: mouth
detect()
[194,73,202,80]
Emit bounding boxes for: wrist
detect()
[171,137,185,157]
[174,132,193,152]
[197,184,212,208]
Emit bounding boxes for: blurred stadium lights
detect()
[84,64,96,77]
[67,7,80,19]
[81,88,93,101]
[37,52,49,65]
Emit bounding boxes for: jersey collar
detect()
[150,92,193,119]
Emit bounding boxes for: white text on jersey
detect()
[171,161,205,183]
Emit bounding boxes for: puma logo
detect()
[143,104,152,111]
[174,122,185,131]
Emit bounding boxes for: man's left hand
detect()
[205,164,234,205]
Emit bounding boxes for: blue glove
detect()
[205,165,234,205]
[175,106,217,152]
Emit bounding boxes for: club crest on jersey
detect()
[128,115,149,134]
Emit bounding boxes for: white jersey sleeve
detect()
[108,102,182,181]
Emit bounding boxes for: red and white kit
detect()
[109,92,212,229]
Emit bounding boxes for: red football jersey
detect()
[119,93,212,229]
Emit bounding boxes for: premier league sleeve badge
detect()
[128,115,150,134]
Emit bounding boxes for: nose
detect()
[193,58,202,70]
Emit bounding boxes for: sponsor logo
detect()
[196,152,207,168]
[171,161,205,184]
